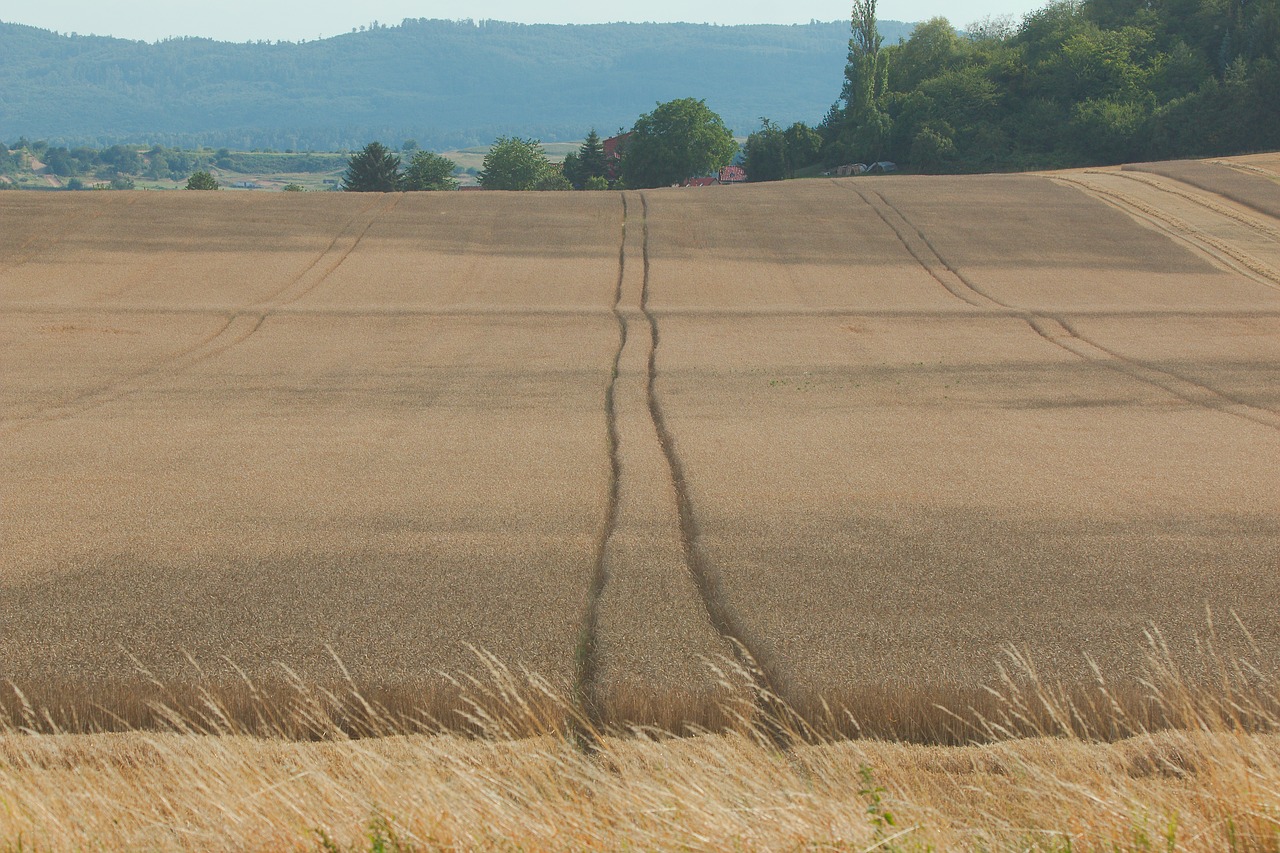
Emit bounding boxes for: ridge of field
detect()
[1,156,1278,728]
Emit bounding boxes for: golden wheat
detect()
[0,639,1278,851]
[0,158,1277,846]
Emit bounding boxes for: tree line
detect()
[342,98,749,192]
[1,139,349,186]
[347,0,1280,191]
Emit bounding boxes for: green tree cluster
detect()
[185,170,219,190]
[478,137,567,190]
[342,142,459,191]
[6,141,216,182]
[402,150,461,190]
[621,98,739,188]
[743,119,824,181]
[561,130,612,189]
[820,0,1280,171]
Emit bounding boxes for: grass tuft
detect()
[0,626,1278,850]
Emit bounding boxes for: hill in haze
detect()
[0,18,916,150]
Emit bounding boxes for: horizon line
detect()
[0,16,922,46]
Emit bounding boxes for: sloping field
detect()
[1,161,1278,729]
[646,173,1280,710]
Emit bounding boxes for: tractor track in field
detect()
[266,194,400,308]
[1052,174,1280,292]
[574,193,628,729]
[0,195,400,437]
[637,193,794,742]
[849,184,1003,310]
[1106,170,1280,241]
[859,184,1280,432]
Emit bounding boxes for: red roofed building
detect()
[602,132,632,160]
[602,132,631,182]
[719,165,747,183]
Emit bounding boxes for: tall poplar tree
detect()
[834,0,893,163]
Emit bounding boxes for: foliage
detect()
[185,171,219,190]
[401,150,458,191]
[217,152,346,175]
[743,119,825,181]
[563,129,609,189]
[820,0,1280,171]
[282,183,304,191]
[743,120,789,182]
[478,137,558,191]
[533,169,572,191]
[620,98,739,188]
[826,0,893,164]
[858,765,898,841]
[342,142,400,192]
[560,151,583,188]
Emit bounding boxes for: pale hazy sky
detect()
[4,0,1045,43]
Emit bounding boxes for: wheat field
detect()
[1,157,1278,848]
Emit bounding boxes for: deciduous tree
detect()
[185,170,219,190]
[829,0,893,164]
[743,119,789,182]
[478,137,555,190]
[402,150,459,190]
[620,98,738,188]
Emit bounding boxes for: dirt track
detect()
[1,160,1277,721]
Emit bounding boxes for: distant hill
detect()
[0,18,915,150]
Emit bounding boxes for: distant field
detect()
[1,158,1278,733]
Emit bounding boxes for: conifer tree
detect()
[578,129,607,182]
[342,141,401,192]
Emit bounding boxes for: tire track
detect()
[1106,170,1280,241]
[845,182,1007,310]
[573,193,628,734]
[255,194,395,307]
[1052,174,1280,292]
[1032,315,1280,428]
[637,193,796,744]
[862,185,1280,432]
[2,194,400,436]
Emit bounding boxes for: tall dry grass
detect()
[0,623,1278,851]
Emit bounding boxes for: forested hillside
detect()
[0,18,913,150]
